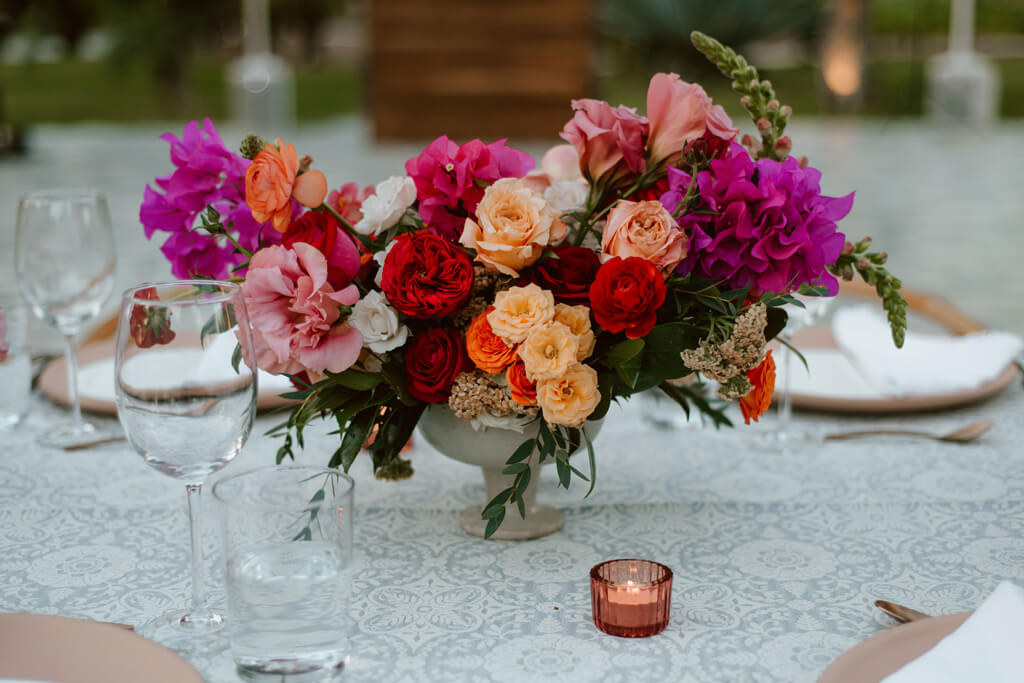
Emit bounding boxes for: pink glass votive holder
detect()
[590,559,673,637]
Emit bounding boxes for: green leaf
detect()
[515,466,532,496]
[583,427,597,498]
[502,462,530,475]
[603,338,645,367]
[555,458,571,489]
[589,371,617,421]
[329,369,383,391]
[482,503,507,519]
[507,439,534,464]
[338,408,376,472]
[765,306,788,342]
[539,421,555,456]
[483,487,514,516]
[484,509,505,539]
[514,492,526,519]
[231,344,242,374]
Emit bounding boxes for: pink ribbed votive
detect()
[590,559,673,637]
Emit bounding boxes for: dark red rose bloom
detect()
[281,211,361,289]
[527,244,602,304]
[589,257,667,339]
[381,232,474,318]
[632,177,671,203]
[404,328,472,403]
[682,128,733,169]
[130,287,176,348]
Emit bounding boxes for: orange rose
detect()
[506,361,537,406]
[466,307,519,375]
[739,349,776,425]
[554,303,595,361]
[245,140,328,232]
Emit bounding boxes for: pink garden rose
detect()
[0,307,8,363]
[601,199,687,271]
[646,73,739,166]
[560,99,648,186]
[327,182,374,226]
[241,242,362,380]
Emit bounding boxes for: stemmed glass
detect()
[770,293,834,446]
[114,281,257,650]
[15,189,116,448]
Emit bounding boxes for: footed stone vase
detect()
[417,406,602,541]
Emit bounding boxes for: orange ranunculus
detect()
[245,140,328,233]
[739,349,776,425]
[506,361,537,406]
[466,307,519,375]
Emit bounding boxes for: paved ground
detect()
[1,116,1022,351]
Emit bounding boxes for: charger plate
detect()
[818,612,970,683]
[0,613,202,683]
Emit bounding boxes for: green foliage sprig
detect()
[690,31,791,161]
[828,238,907,348]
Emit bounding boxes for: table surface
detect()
[1,379,1022,682]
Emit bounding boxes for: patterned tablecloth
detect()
[1,384,1022,682]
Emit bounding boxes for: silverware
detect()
[875,599,931,624]
[824,420,993,444]
[62,436,127,452]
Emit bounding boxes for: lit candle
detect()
[590,559,673,637]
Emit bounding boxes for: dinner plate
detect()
[779,326,1019,414]
[818,612,970,683]
[39,339,296,415]
[0,613,203,683]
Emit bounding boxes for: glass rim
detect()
[122,280,243,307]
[590,558,673,589]
[19,188,104,205]
[212,464,355,510]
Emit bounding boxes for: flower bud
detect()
[739,96,750,107]
[781,105,793,117]
[858,258,870,271]
[842,241,855,256]
[756,118,772,132]
[740,133,763,153]
[299,154,313,173]
[239,134,268,160]
[878,251,888,264]
[797,155,809,168]
[767,99,780,111]
[773,136,792,155]
[859,236,873,249]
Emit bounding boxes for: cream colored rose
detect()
[517,322,580,381]
[460,178,567,276]
[536,363,601,427]
[487,284,555,344]
[554,303,595,361]
[601,199,687,271]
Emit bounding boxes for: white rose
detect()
[543,179,589,213]
[354,176,417,235]
[373,241,396,287]
[349,291,409,353]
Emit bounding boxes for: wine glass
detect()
[15,189,116,448]
[114,281,257,651]
[770,293,834,447]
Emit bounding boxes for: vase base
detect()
[458,503,563,541]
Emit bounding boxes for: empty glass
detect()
[114,281,257,651]
[15,189,116,447]
[213,465,354,682]
[0,297,31,429]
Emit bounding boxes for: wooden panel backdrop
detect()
[369,0,593,140]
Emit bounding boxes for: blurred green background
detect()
[1,0,1022,124]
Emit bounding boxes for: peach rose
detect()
[487,284,555,344]
[601,199,687,271]
[554,303,595,361]
[460,178,567,277]
[517,321,580,382]
[536,363,601,428]
[466,307,518,375]
[506,361,537,406]
[245,140,328,233]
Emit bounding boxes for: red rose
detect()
[404,328,472,403]
[381,232,474,318]
[589,256,666,339]
[281,211,361,288]
[527,244,601,304]
[631,176,671,203]
[130,286,176,348]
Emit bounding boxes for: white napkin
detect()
[832,306,1022,396]
[883,581,1024,682]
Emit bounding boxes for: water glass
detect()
[0,298,31,429]
[213,466,355,681]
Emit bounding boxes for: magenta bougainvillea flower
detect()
[404,136,534,241]
[139,118,284,279]
[661,143,854,295]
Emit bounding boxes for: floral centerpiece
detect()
[140,33,905,537]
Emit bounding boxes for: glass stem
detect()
[62,332,83,430]
[777,340,795,439]
[185,483,210,621]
